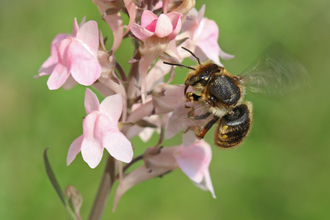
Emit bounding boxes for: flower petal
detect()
[81,112,104,168]
[145,59,172,91]
[103,132,133,163]
[68,40,101,86]
[155,14,173,38]
[82,112,98,141]
[123,0,137,35]
[81,138,104,168]
[46,38,72,90]
[175,144,206,183]
[76,20,99,56]
[85,88,100,114]
[99,93,122,123]
[204,170,216,198]
[47,61,71,90]
[67,135,83,166]
[130,23,154,40]
[141,10,158,28]
[103,13,124,52]
[72,18,79,37]
[95,113,112,141]
[152,83,184,114]
[38,34,68,75]
[166,12,183,40]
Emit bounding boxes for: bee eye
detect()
[209,95,218,103]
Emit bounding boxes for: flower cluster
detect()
[39,0,234,212]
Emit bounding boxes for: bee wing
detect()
[238,44,309,95]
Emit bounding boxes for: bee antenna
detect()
[181,47,201,65]
[163,62,196,70]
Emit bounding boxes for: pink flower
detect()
[130,10,183,103]
[67,88,133,168]
[39,18,101,90]
[179,5,234,65]
[113,139,215,210]
[131,10,182,41]
[175,139,215,198]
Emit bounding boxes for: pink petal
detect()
[99,93,122,122]
[125,100,154,124]
[130,23,154,40]
[166,12,183,40]
[38,34,69,75]
[204,170,216,198]
[196,19,234,63]
[76,20,99,56]
[139,55,156,103]
[145,19,157,32]
[81,112,104,168]
[152,83,184,114]
[167,39,181,60]
[103,132,133,163]
[175,144,206,183]
[196,5,206,24]
[154,14,173,38]
[92,81,116,97]
[82,112,98,141]
[47,62,70,90]
[85,88,100,114]
[94,113,112,140]
[164,102,187,139]
[68,40,101,86]
[195,19,218,42]
[46,38,72,89]
[123,0,137,36]
[79,16,86,27]
[67,135,83,166]
[72,18,79,37]
[97,75,127,122]
[141,10,158,28]
[104,13,124,52]
[125,124,144,140]
[145,59,172,91]
[81,139,104,168]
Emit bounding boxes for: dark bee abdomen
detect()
[214,103,252,148]
[209,75,240,106]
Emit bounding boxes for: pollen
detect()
[223,125,228,130]
[222,135,228,139]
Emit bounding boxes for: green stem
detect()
[88,155,116,220]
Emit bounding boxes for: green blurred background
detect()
[1,0,330,219]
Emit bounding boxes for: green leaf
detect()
[43,147,77,220]
[43,147,67,206]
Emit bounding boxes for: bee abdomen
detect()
[214,103,253,148]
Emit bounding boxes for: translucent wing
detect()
[238,44,309,95]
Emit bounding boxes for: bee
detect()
[164,45,308,148]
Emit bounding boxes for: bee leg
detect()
[188,108,211,120]
[195,116,220,139]
[185,92,200,102]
